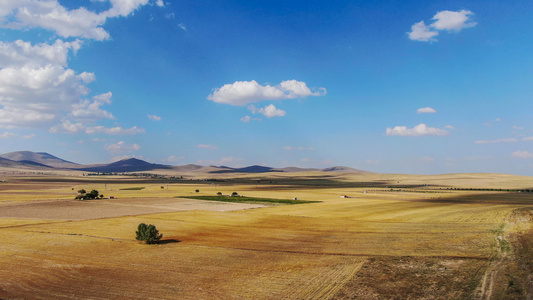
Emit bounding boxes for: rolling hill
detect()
[0,151,81,169]
[0,151,370,174]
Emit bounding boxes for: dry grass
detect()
[0,171,532,299]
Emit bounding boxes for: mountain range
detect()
[0,151,369,174]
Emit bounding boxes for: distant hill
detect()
[0,151,370,174]
[321,166,370,173]
[0,151,80,169]
[78,158,172,173]
[0,156,52,169]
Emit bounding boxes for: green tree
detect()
[135,223,163,244]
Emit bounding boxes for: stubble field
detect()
[0,171,532,299]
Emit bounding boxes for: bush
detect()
[217,192,222,196]
[75,189,100,200]
[135,223,163,244]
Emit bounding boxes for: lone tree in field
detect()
[136,223,163,244]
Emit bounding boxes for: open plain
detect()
[1,170,532,299]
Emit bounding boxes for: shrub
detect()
[195,189,200,193]
[231,192,239,196]
[217,192,222,196]
[135,223,163,244]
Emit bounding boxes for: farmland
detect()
[0,171,532,299]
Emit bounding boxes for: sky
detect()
[1,0,533,175]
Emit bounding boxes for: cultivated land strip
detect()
[1,173,533,299]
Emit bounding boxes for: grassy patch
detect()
[119,187,145,190]
[180,195,320,205]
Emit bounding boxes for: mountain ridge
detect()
[0,151,370,174]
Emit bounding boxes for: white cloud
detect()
[248,104,286,118]
[408,21,438,42]
[417,107,437,114]
[445,125,455,129]
[240,115,251,123]
[475,138,517,144]
[431,10,477,32]
[156,0,165,7]
[197,144,218,150]
[165,155,184,163]
[105,141,141,154]
[386,123,449,136]
[50,121,145,135]
[408,10,476,42]
[85,126,145,135]
[512,150,533,159]
[208,80,326,106]
[21,133,36,139]
[513,126,524,130]
[178,23,187,31]
[0,1,151,41]
[0,132,16,138]
[0,39,116,129]
[523,136,533,141]
[147,114,161,121]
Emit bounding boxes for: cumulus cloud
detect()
[0,0,151,40]
[512,150,533,159]
[156,0,165,7]
[417,107,437,114]
[208,80,326,106]
[0,39,117,129]
[386,123,449,136]
[408,10,476,42]
[147,114,161,121]
[105,141,141,154]
[431,10,477,31]
[248,104,286,118]
[475,138,517,144]
[445,125,455,129]
[408,21,438,42]
[240,115,251,123]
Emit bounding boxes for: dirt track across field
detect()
[0,197,265,221]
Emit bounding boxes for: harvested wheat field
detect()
[1,172,533,299]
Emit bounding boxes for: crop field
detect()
[1,171,533,299]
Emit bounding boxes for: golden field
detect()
[0,170,532,299]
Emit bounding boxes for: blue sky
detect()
[1,0,533,175]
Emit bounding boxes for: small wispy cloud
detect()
[248,104,286,118]
[0,132,16,138]
[105,141,140,154]
[386,124,449,136]
[512,150,533,159]
[283,146,315,151]
[475,138,517,144]
[417,107,437,114]
[178,23,187,31]
[148,114,161,121]
[197,144,218,150]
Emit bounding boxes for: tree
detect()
[231,192,239,197]
[195,189,200,193]
[136,223,163,244]
[217,192,222,196]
